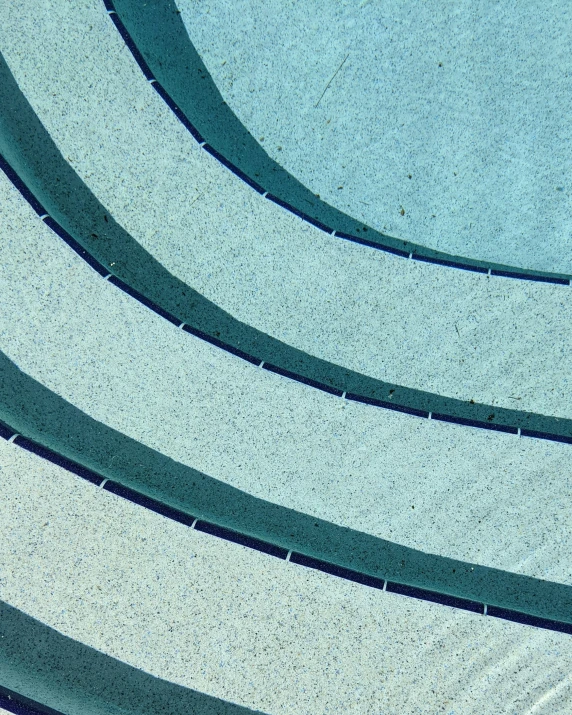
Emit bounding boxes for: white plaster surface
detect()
[1,441,572,715]
[1,0,571,420]
[2,171,572,584]
[179,0,572,276]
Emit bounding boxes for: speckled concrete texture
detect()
[2,440,572,714]
[179,0,572,276]
[1,0,571,420]
[2,169,572,584]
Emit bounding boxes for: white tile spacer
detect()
[286,550,292,562]
[7,433,19,444]
[483,604,488,615]
[259,360,265,368]
[98,478,108,489]
[190,518,198,529]
[39,214,49,221]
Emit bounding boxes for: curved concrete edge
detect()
[0,60,570,444]
[106,0,572,286]
[2,15,571,421]
[4,443,572,713]
[1,357,572,629]
[0,602,265,715]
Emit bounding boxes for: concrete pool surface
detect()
[1,0,572,713]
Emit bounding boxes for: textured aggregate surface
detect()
[2,169,572,583]
[2,441,572,714]
[0,0,571,419]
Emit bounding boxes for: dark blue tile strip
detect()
[431,413,518,435]
[345,393,430,418]
[520,429,572,445]
[0,685,64,715]
[335,231,410,257]
[13,436,103,486]
[202,144,265,194]
[412,254,489,274]
[103,481,196,526]
[108,12,154,80]
[43,217,109,277]
[194,521,288,559]
[490,269,569,285]
[0,421,17,440]
[385,581,484,614]
[290,553,386,590]
[102,0,115,11]
[487,606,572,634]
[152,82,204,143]
[301,214,334,234]
[0,154,47,216]
[182,324,260,365]
[108,275,180,325]
[265,194,333,234]
[262,363,343,396]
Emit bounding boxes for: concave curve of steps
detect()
[2,170,572,625]
[1,442,572,713]
[1,48,571,438]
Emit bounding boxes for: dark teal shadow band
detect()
[107,0,570,285]
[1,54,571,445]
[2,352,572,627]
[0,601,265,715]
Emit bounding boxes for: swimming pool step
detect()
[1,0,571,421]
[2,165,572,598]
[2,439,572,715]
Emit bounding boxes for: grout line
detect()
[484,604,488,615]
[286,550,292,562]
[7,434,19,444]
[259,360,265,368]
[107,10,116,14]
[39,214,49,221]
[408,252,413,259]
[178,322,185,329]
[148,78,157,84]
[518,428,521,437]
[104,274,112,280]
[382,580,387,591]
[428,412,432,419]
[262,191,268,198]
[99,478,108,489]
[341,391,346,399]
[199,142,206,148]
[488,269,492,276]
[191,518,198,529]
